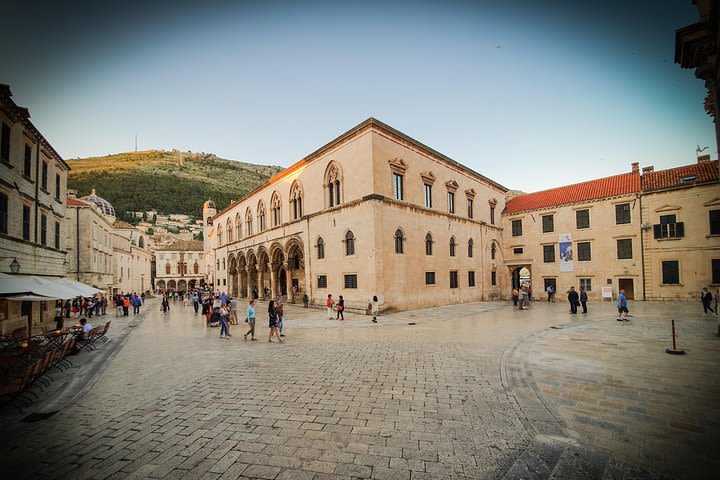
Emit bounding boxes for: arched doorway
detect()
[511,266,532,290]
[189,279,196,290]
[278,268,287,296]
[178,279,187,292]
[228,255,238,296]
[168,280,177,291]
[285,237,305,303]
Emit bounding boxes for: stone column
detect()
[268,262,277,299]
[283,261,294,303]
[257,267,264,300]
[242,267,249,297]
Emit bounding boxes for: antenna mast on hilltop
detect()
[135,134,138,152]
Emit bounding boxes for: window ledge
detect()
[1,159,14,169]
[40,187,50,195]
[707,234,720,238]
[656,237,683,242]
[659,283,684,286]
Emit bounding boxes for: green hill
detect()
[67,150,283,221]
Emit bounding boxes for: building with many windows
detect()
[204,118,508,312]
[502,158,719,301]
[154,240,205,292]
[0,84,69,332]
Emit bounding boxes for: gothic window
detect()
[345,231,355,256]
[193,262,199,274]
[450,236,456,257]
[317,237,325,259]
[236,213,242,239]
[425,233,433,255]
[394,229,404,254]
[165,263,171,274]
[257,201,266,231]
[290,181,304,219]
[325,162,343,207]
[271,192,282,226]
[491,243,496,260]
[468,238,473,257]
[245,209,253,236]
[226,219,233,243]
[217,226,223,246]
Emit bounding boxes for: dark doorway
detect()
[279,269,287,296]
[511,268,521,290]
[618,278,634,300]
[543,278,557,292]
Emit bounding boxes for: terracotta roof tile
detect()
[157,240,204,252]
[641,160,718,192]
[112,220,134,229]
[504,172,640,214]
[66,196,93,207]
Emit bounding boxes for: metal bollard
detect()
[665,319,686,355]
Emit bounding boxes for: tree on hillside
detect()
[146,227,154,235]
[196,231,203,241]
[142,211,147,221]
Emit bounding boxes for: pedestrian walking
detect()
[546,285,554,302]
[518,287,528,310]
[567,286,579,314]
[579,286,588,314]
[122,296,130,316]
[244,299,257,341]
[336,295,345,320]
[229,297,238,325]
[219,302,231,338]
[617,289,629,321]
[161,295,170,313]
[701,287,715,314]
[370,295,379,323]
[268,299,283,343]
[132,294,141,315]
[326,294,334,319]
[512,288,519,306]
[192,292,200,314]
[54,301,64,330]
[276,297,285,337]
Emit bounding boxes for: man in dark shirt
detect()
[567,286,579,314]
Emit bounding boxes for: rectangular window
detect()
[317,275,327,288]
[541,214,554,233]
[490,206,495,225]
[513,247,523,255]
[55,221,60,249]
[511,219,522,236]
[713,259,720,284]
[344,274,358,289]
[467,198,473,219]
[40,214,47,245]
[449,271,458,289]
[22,205,30,240]
[448,192,455,214]
[579,278,592,292]
[24,145,32,177]
[425,271,436,285]
[615,203,631,224]
[577,241,591,261]
[393,173,403,201]
[0,193,7,235]
[653,214,684,239]
[662,260,680,284]
[710,210,720,235]
[0,122,9,162]
[544,278,557,292]
[576,209,590,229]
[41,161,48,190]
[468,270,475,287]
[424,184,432,208]
[616,238,632,259]
[55,174,61,200]
[491,271,497,286]
[543,244,556,263]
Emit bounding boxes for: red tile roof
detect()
[66,196,93,207]
[504,172,640,214]
[641,160,718,192]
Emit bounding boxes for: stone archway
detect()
[228,255,238,296]
[285,238,305,303]
[156,280,166,291]
[238,254,248,298]
[178,279,187,291]
[247,251,259,299]
[168,280,177,291]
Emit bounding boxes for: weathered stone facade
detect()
[154,240,205,292]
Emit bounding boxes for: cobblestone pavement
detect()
[0,298,717,479]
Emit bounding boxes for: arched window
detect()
[290,181,303,220]
[425,233,433,256]
[193,262,199,274]
[222,258,226,270]
[345,231,355,256]
[394,229,404,254]
[450,236,456,257]
[236,213,242,239]
[138,236,145,248]
[216,259,220,270]
[271,192,282,226]
[325,162,343,208]
[165,263,171,274]
[257,201,266,231]
[491,243,496,260]
[245,209,253,236]
[226,219,233,243]
[317,237,325,259]
[468,238,473,258]
[217,226,223,246]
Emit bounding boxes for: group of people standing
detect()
[54,292,145,329]
[326,294,380,323]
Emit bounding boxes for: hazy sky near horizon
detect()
[2,0,714,192]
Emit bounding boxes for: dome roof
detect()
[81,189,116,217]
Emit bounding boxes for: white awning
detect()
[3,294,62,301]
[0,273,103,300]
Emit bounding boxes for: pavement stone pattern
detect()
[0,298,717,479]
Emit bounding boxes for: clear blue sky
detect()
[2,0,714,192]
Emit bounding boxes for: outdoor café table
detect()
[43,330,70,350]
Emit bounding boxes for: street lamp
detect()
[9,258,20,273]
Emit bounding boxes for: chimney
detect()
[642,166,654,173]
[631,162,639,173]
[698,154,711,163]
